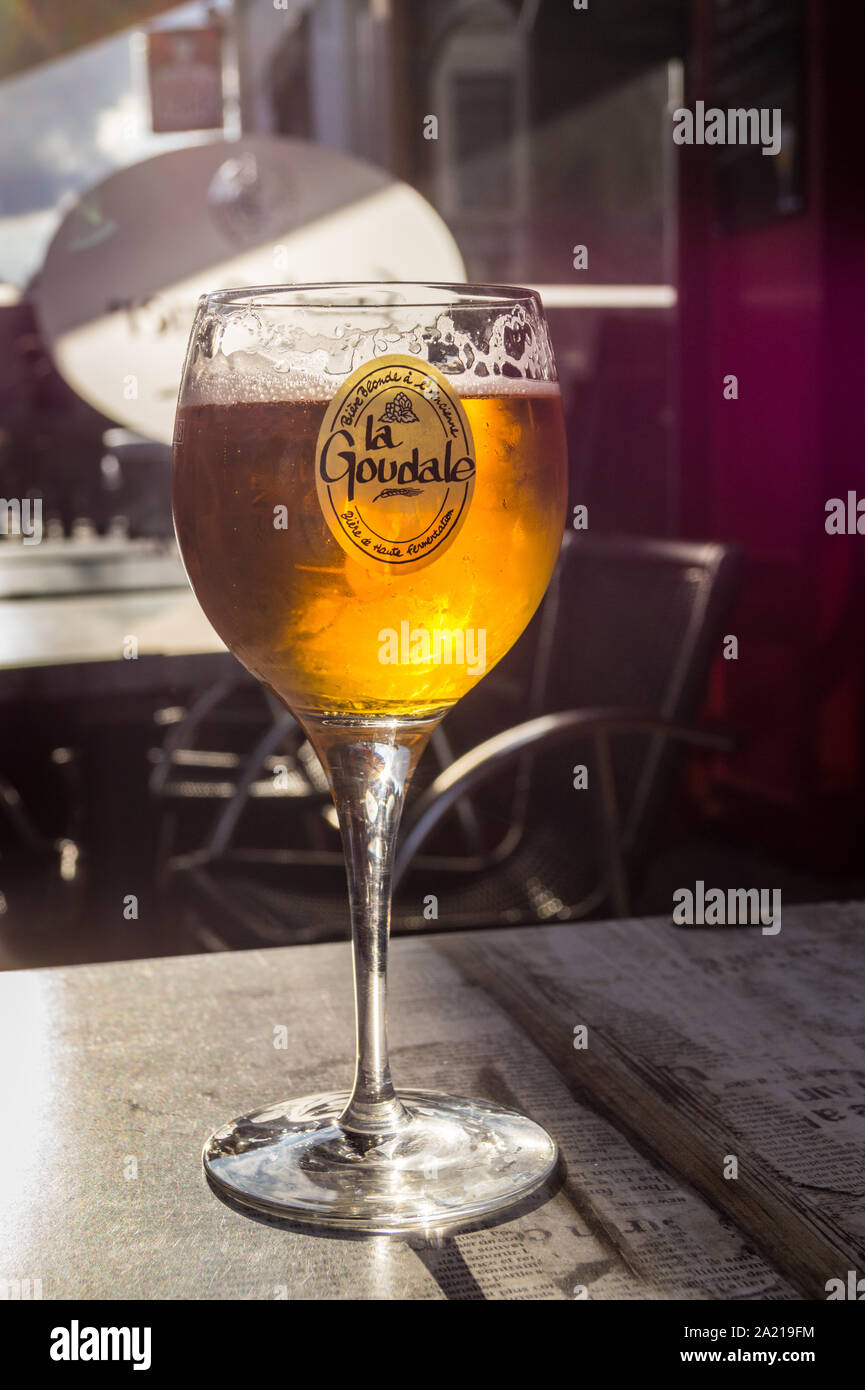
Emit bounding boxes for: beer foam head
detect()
[183,298,559,405]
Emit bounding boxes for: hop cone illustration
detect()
[379,392,419,425]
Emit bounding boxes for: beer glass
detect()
[173,284,568,1231]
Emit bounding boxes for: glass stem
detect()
[302,714,441,1142]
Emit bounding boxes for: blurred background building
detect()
[0,0,862,967]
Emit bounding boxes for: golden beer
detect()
[173,386,567,717]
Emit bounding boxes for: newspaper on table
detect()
[432,899,865,1299]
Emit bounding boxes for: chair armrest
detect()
[394,707,733,888]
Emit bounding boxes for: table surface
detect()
[0,587,234,702]
[0,902,861,1301]
[0,588,224,670]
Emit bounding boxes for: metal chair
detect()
[151,685,510,949]
[155,531,739,946]
[149,673,333,890]
[390,531,740,929]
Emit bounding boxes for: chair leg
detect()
[594,730,630,918]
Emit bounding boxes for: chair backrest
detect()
[528,530,740,850]
[405,530,739,871]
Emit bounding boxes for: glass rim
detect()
[201,282,542,311]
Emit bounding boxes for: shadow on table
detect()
[205,1163,563,1242]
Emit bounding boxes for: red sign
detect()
[147,27,223,133]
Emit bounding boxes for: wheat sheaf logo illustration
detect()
[378,392,419,425]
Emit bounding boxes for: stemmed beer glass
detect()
[172,284,568,1231]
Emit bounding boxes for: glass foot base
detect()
[203,1089,557,1233]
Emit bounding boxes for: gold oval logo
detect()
[314,354,475,571]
